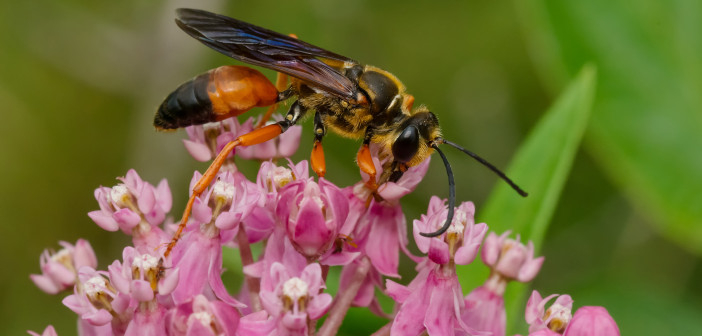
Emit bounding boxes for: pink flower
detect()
[183,120,239,162]
[482,231,544,283]
[31,239,97,294]
[124,305,168,336]
[165,295,240,336]
[87,169,171,252]
[342,153,429,277]
[245,230,308,295]
[386,260,479,336]
[237,115,303,160]
[337,258,386,316]
[277,178,348,260]
[387,195,489,336]
[170,225,244,307]
[462,232,544,336]
[413,196,487,266]
[244,262,332,336]
[245,160,309,243]
[108,247,179,303]
[525,290,573,334]
[563,306,619,336]
[27,325,57,336]
[462,284,506,336]
[62,267,132,332]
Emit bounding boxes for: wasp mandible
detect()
[155,8,527,257]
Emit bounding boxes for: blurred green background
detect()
[2,0,700,334]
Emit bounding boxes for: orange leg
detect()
[310,112,327,177]
[164,124,284,257]
[311,140,326,177]
[357,144,378,191]
[255,71,289,128]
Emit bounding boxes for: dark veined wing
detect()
[176,8,358,99]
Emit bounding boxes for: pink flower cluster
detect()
[30,119,620,336]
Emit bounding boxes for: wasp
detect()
[156,8,527,256]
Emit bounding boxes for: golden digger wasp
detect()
[156,8,527,256]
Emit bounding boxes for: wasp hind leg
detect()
[164,101,305,258]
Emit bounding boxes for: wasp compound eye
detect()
[392,125,420,163]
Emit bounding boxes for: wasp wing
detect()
[176,8,358,99]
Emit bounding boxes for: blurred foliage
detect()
[470,65,596,332]
[1,0,700,335]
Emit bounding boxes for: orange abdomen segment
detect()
[208,65,278,120]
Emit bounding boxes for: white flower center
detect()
[110,184,132,208]
[546,301,572,332]
[447,209,467,235]
[51,248,72,263]
[282,277,309,301]
[202,122,221,132]
[132,254,159,271]
[271,166,294,189]
[212,180,235,205]
[189,311,216,331]
[84,276,108,296]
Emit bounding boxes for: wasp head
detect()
[390,106,441,168]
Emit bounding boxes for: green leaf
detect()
[519,0,702,255]
[458,65,596,329]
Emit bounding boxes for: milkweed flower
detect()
[461,232,545,336]
[170,170,256,307]
[521,291,619,336]
[276,177,348,260]
[87,169,171,252]
[165,294,241,336]
[525,290,573,334]
[387,198,487,336]
[245,159,309,243]
[344,147,430,277]
[108,247,179,303]
[27,325,57,336]
[564,306,619,336]
[31,239,97,295]
[239,262,332,336]
[62,266,132,334]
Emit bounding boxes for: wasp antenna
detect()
[441,139,528,197]
[420,144,456,238]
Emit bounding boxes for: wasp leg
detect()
[357,128,379,192]
[255,72,290,128]
[311,111,327,177]
[165,101,305,257]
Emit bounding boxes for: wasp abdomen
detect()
[154,65,278,130]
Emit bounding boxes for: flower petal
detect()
[183,139,212,162]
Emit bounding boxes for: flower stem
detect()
[236,226,261,311]
[370,323,391,336]
[317,256,371,336]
